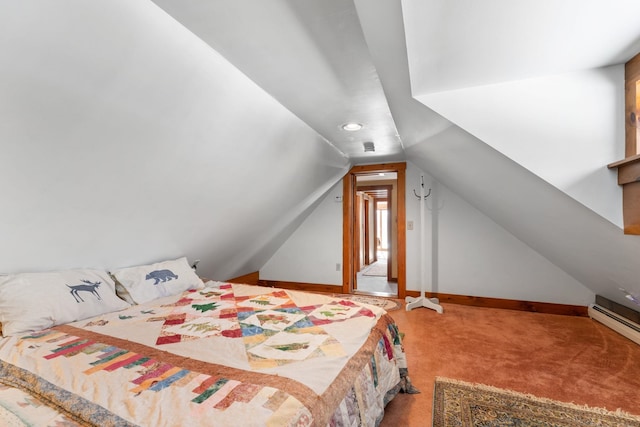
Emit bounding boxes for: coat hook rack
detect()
[413,176,431,200]
[406,174,443,314]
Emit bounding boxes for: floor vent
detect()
[588,304,640,346]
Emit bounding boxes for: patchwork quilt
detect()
[0,283,408,426]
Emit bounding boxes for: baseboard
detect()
[256,279,343,294]
[225,274,587,317]
[405,290,588,317]
[226,271,260,285]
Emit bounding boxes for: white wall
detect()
[406,125,640,311]
[417,65,625,228]
[406,163,593,305]
[0,1,348,279]
[263,160,594,305]
[260,182,344,285]
[356,0,637,309]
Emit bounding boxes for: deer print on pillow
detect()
[67,280,102,303]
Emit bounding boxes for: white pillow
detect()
[0,269,131,336]
[112,277,136,305]
[110,257,204,304]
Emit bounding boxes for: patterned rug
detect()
[433,377,640,426]
[361,261,387,277]
[331,294,401,312]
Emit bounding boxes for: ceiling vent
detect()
[363,141,375,152]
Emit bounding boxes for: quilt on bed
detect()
[0,283,409,426]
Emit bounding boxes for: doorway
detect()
[355,183,395,295]
[342,163,406,298]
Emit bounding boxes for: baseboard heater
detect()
[588,304,640,346]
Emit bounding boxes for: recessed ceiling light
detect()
[341,122,363,131]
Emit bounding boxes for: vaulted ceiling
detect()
[153,0,405,161]
[151,0,640,165]
[149,0,640,310]
[3,1,640,313]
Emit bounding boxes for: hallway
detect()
[356,251,397,296]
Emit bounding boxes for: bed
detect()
[0,258,412,426]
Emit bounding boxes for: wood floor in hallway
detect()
[380,303,640,426]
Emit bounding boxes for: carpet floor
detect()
[361,261,388,277]
[380,303,640,426]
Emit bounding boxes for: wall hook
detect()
[413,188,431,199]
[413,175,431,200]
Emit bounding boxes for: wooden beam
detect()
[607,53,640,234]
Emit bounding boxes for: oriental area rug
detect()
[433,377,640,427]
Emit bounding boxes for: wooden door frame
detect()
[363,196,371,266]
[342,162,406,298]
[357,185,393,282]
[354,193,362,273]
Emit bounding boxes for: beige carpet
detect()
[361,261,387,277]
[433,377,640,426]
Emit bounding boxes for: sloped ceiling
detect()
[403,0,640,95]
[372,0,640,310]
[4,1,640,312]
[151,0,640,310]
[0,1,349,281]
[152,0,404,161]
[402,0,640,229]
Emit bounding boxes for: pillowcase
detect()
[110,257,204,304]
[0,269,131,336]
[112,277,136,305]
